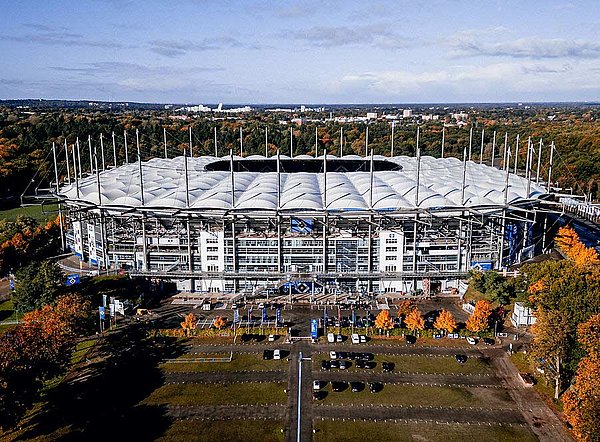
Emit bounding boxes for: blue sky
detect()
[0,0,599,103]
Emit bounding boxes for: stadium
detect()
[55,148,550,299]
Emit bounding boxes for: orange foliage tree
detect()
[404,308,425,331]
[213,316,227,329]
[555,226,599,266]
[397,300,417,318]
[374,310,394,331]
[180,312,197,336]
[465,300,492,333]
[434,309,457,333]
[577,313,600,357]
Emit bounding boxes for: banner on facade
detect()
[87,223,97,265]
[73,221,83,259]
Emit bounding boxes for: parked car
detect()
[329,351,337,359]
[405,335,417,344]
[350,382,364,392]
[339,360,350,370]
[455,354,468,364]
[263,350,273,360]
[338,352,349,360]
[331,381,348,392]
[336,334,343,342]
[313,391,327,400]
[330,360,340,369]
[369,382,383,393]
[382,362,394,372]
[483,337,495,345]
[360,352,374,361]
[327,333,335,343]
[273,349,281,360]
[355,360,365,369]
[313,380,323,390]
[359,335,367,343]
[364,361,376,369]
[321,360,331,371]
[351,333,360,344]
[268,334,277,342]
[466,336,478,345]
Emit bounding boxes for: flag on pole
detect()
[338,306,342,324]
[262,307,267,323]
[275,308,281,326]
[234,308,240,323]
[323,307,328,323]
[248,308,253,323]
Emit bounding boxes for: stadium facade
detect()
[56,151,549,298]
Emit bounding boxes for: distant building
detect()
[366,112,378,119]
[511,302,537,327]
[402,109,413,118]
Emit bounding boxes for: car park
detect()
[466,336,478,345]
[350,382,364,392]
[263,350,273,360]
[321,360,331,371]
[455,354,468,364]
[369,382,383,393]
[331,381,348,392]
[273,349,281,360]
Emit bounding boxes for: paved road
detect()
[286,340,313,442]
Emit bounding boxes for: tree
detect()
[554,225,599,266]
[374,310,394,331]
[465,300,492,333]
[13,260,63,314]
[180,312,197,336]
[434,309,457,333]
[397,300,417,318]
[562,354,600,441]
[577,314,600,358]
[404,308,425,331]
[532,308,571,400]
[213,316,227,329]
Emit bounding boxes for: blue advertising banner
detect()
[65,274,80,286]
[275,308,281,326]
[352,309,357,325]
[311,319,319,339]
[99,306,105,320]
[262,307,267,323]
[471,261,493,271]
[291,218,314,233]
[9,279,14,291]
[233,309,240,323]
[323,307,328,322]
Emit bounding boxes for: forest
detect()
[1,103,599,208]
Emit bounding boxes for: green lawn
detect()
[315,384,512,408]
[143,382,287,406]
[161,352,289,373]
[0,204,59,222]
[156,420,285,442]
[314,420,537,442]
[70,339,97,364]
[510,352,563,411]
[0,299,18,332]
[313,353,491,375]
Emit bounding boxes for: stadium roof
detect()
[58,155,546,213]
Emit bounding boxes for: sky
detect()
[0,0,599,104]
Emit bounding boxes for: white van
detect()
[327,333,335,343]
[273,349,281,360]
[351,333,360,344]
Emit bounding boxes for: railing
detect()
[560,197,600,224]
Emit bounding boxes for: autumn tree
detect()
[213,316,227,329]
[434,309,457,333]
[404,308,425,332]
[397,300,417,318]
[532,308,571,400]
[374,309,394,331]
[577,313,600,357]
[465,300,492,333]
[554,225,599,266]
[180,312,197,336]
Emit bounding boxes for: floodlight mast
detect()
[468,126,473,161]
[513,134,520,174]
[76,137,82,178]
[441,127,445,158]
[124,130,129,164]
[536,139,543,184]
[112,132,117,168]
[479,128,485,164]
[391,120,395,157]
[64,139,71,184]
[163,127,168,159]
[491,131,496,168]
[88,135,93,174]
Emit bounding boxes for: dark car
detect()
[330,360,340,369]
[405,335,417,344]
[263,350,273,360]
[241,333,253,342]
[355,360,365,369]
[455,354,468,364]
[364,361,376,369]
[350,382,364,392]
[483,338,495,345]
[331,381,348,392]
[369,382,383,393]
[321,360,331,371]
[348,352,359,360]
[360,352,374,361]
[382,362,394,372]
[339,360,350,370]
[313,391,327,401]
[338,351,349,360]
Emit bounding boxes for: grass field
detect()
[0,204,59,222]
[161,353,289,373]
[313,353,491,375]
[156,419,285,442]
[510,352,562,411]
[313,420,537,442]
[315,384,512,408]
[143,382,287,406]
[0,299,17,335]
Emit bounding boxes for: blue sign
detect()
[233,309,240,323]
[9,279,14,291]
[471,261,493,271]
[311,319,319,339]
[352,309,357,325]
[275,308,281,326]
[323,307,328,322]
[291,218,314,233]
[65,274,80,286]
[282,281,320,295]
[99,306,105,320]
[262,307,267,323]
